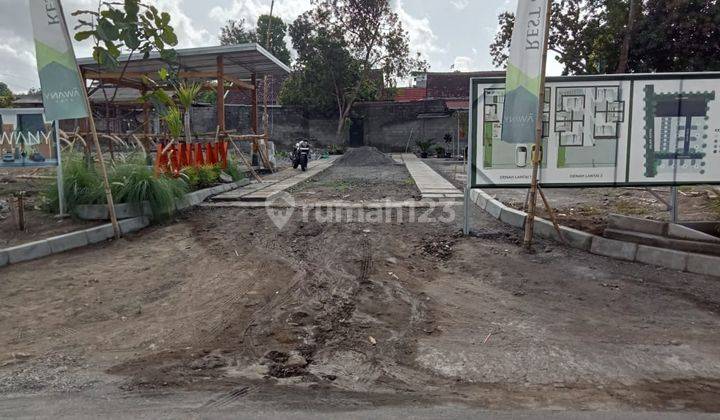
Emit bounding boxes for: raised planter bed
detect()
[74,179,251,221]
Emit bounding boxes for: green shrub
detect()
[111,163,187,220]
[225,159,245,182]
[45,151,104,213]
[180,166,200,190]
[197,164,221,188]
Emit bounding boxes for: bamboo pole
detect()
[55,0,121,239]
[523,2,553,250]
[538,186,566,243]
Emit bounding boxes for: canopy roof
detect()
[78,43,291,80]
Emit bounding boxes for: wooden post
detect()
[217,55,226,132]
[251,73,258,135]
[142,85,150,141]
[523,2,552,250]
[16,192,25,231]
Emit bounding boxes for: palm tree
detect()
[175,82,202,143]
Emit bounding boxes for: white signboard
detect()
[469,73,720,187]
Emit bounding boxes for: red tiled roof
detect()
[394,87,427,102]
[426,71,504,100]
[445,100,469,110]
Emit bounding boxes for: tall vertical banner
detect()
[501,0,551,144]
[29,0,89,121]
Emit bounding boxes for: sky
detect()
[0,0,563,93]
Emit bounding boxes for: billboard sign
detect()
[0,109,58,168]
[470,72,720,187]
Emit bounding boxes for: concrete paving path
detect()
[401,154,464,200]
[212,157,338,202]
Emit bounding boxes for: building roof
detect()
[426,71,504,100]
[12,93,43,107]
[78,43,291,80]
[394,87,427,102]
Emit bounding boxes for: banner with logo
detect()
[29,0,89,121]
[501,0,550,144]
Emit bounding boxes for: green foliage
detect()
[219,15,292,66]
[73,0,178,68]
[180,166,200,190]
[163,107,184,139]
[282,0,425,137]
[224,159,245,182]
[416,140,435,153]
[45,152,187,221]
[490,0,720,75]
[176,81,201,111]
[45,152,104,213]
[0,82,12,108]
[111,163,187,220]
[197,164,221,189]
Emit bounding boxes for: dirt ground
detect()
[2,161,720,413]
[289,148,420,202]
[0,170,100,248]
[426,159,720,235]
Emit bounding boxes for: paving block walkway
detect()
[212,157,338,202]
[401,154,463,200]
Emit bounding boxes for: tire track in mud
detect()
[197,386,251,410]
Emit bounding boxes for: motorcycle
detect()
[292,140,311,171]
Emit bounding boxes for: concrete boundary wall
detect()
[0,180,250,269]
[469,189,720,278]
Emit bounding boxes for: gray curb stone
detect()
[668,223,720,243]
[560,226,595,251]
[636,245,689,271]
[119,217,150,235]
[608,214,666,236]
[500,207,527,228]
[591,237,638,261]
[47,231,89,254]
[85,224,117,244]
[0,250,8,268]
[686,253,720,277]
[484,197,503,219]
[6,240,52,264]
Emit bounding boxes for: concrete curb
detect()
[469,189,720,277]
[0,180,251,269]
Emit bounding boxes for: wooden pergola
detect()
[76,44,290,167]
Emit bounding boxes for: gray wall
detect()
[189,100,467,153]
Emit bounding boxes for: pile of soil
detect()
[334,147,398,167]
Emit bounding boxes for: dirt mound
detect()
[334,147,397,167]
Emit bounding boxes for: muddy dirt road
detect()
[1,154,720,417]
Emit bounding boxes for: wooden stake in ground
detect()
[523,3,553,250]
[15,191,26,231]
[538,186,565,243]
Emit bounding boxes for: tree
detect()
[283,0,424,140]
[0,82,13,108]
[219,19,254,45]
[490,0,720,75]
[219,15,292,66]
[73,0,178,68]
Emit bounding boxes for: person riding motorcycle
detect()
[292,139,311,171]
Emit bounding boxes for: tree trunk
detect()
[616,0,639,74]
[335,115,345,143]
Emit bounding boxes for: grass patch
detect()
[614,199,651,216]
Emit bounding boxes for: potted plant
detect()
[416,139,434,158]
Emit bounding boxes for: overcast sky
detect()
[0,0,563,93]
